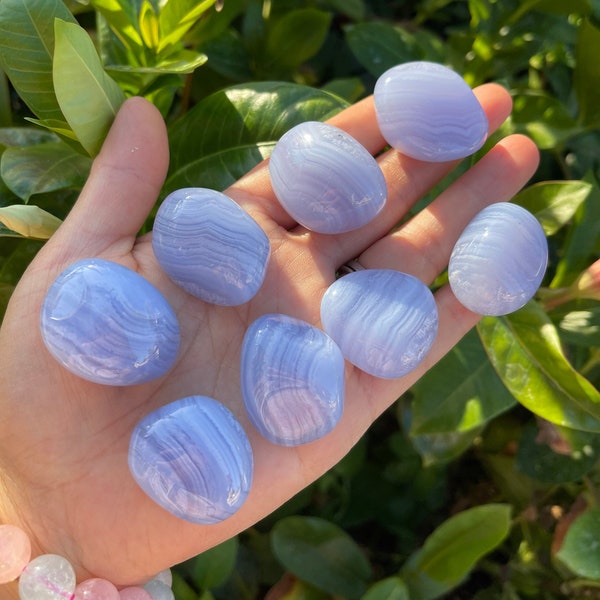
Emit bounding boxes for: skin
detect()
[0,86,539,596]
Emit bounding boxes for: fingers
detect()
[47,97,169,261]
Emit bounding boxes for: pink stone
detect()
[119,587,153,600]
[75,578,120,599]
[0,524,31,583]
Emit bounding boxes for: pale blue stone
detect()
[40,258,180,386]
[374,61,488,162]
[320,270,438,379]
[241,314,345,446]
[152,188,270,306]
[448,203,548,316]
[129,396,253,524]
[269,121,387,233]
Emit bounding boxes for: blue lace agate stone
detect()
[241,314,345,446]
[152,188,270,306]
[320,270,438,379]
[269,121,387,233]
[374,61,488,162]
[448,203,548,316]
[40,258,180,386]
[129,395,253,524]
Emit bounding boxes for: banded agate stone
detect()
[40,258,180,386]
[241,314,345,446]
[374,61,488,162]
[152,188,270,306]
[129,396,253,524]
[448,203,548,315]
[320,270,438,379]
[269,121,387,233]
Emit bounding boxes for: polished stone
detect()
[448,202,548,315]
[0,524,31,583]
[75,578,120,600]
[269,121,387,233]
[241,314,345,446]
[320,270,438,379]
[129,396,253,524]
[374,61,488,162]
[19,554,76,600]
[40,259,180,386]
[152,188,270,306]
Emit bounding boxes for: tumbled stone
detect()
[374,61,488,162]
[152,188,270,306]
[40,258,180,386]
[320,269,438,379]
[241,314,345,446]
[448,202,548,315]
[269,121,387,233]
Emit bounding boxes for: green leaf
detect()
[512,180,592,236]
[477,301,600,432]
[200,29,252,81]
[1,142,91,201]
[0,70,11,127]
[555,506,600,578]
[193,536,238,590]
[266,9,333,69]
[0,204,61,239]
[345,22,422,77]
[166,82,348,192]
[90,0,144,51]
[106,49,207,75]
[0,0,76,121]
[402,504,512,600]
[139,0,159,51]
[410,427,484,467]
[361,577,409,600]
[158,0,218,54]
[0,282,15,322]
[0,128,58,147]
[271,516,372,599]
[574,19,600,125]
[410,329,516,434]
[53,19,126,157]
[552,301,600,347]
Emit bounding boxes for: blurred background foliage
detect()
[1,0,599,598]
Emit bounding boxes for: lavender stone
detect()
[241,314,345,446]
[269,121,387,233]
[40,258,179,386]
[374,61,488,162]
[152,188,270,306]
[129,396,253,524]
[320,270,438,379]
[448,203,548,316]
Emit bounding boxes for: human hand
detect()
[0,87,539,592]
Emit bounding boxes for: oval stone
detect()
[241,314,345,446]
[269,121,387,233]
[40,258,180,386]
[448,203,548,315]
[320,270,438,379]
[374,61,488,162]
[152,188,270,306]
[129,395,253,524]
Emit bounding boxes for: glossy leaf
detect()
[166,82,348,191]
[193,536,238,590]
[53,19,126,157]
[402,504,512,600]
[0,205,61,239]
[410,426,484,467]
[574,19,600,125]
[271,516,372,599]
[478,301,600,432]
[552,301,600,347]
[555,506,600,578]
[106,50,207,75]
[361,577,409,600]
[90,0,144,52]
[0,128,58,148]
[139,0,159,51]
[512,180,592,236]
[410,329,516,434]
[0,0,76,121]
[1,142,91,201]
[158,0,218,54]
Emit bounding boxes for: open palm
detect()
[0,87,538,591]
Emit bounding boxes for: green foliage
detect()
[1,0,599,598]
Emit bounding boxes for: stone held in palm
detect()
[241,313,345,446]
[269,121,387,233]
[320,269,438,379]
[40,258,180,386]
[152,187,271,306]
[374,61,488,162]
[448,202,548,316]
[129,395,254,524]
